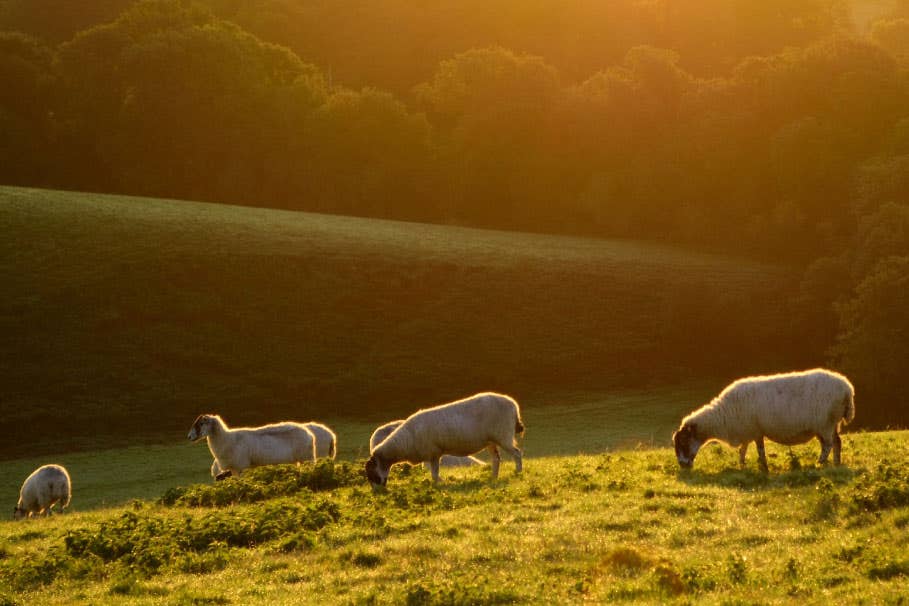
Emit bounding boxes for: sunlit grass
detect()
[1,431,907,604]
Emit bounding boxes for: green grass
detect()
[1,430,907,605]
[0,185,804,459]
[0,385,711,512]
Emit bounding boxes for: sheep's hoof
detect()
[215,470,233,481]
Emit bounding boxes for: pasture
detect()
[0,185,807,460]
[0,385,709,512]
[1,186,906,603]
[1,429,907,605]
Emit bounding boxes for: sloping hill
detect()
[0,186,805,457]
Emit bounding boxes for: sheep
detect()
[304,422,337,459]
[188,414,317,480]
[209,421,337,479]
[365,392,524,487]
[370,420,485,469]
[672,368,855,471]
[13,464,71,519]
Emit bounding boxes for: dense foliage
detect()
[0,0,906,255]
[1,0,908,425]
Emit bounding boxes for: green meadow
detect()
[3,186,906,604]
[1,430,908,605]
[0,185,804,459]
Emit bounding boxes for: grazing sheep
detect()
[366,392,524,487]
[14,464,71,519]
[673,368,855,471]
[304,422,337,459]
[209,421,335,478]
[188,414,317,480]
[370,420,485,468]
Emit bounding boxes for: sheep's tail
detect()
[515,412,525,437]
[842,387,856,426]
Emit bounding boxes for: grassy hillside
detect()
[1,430,907,605]
[0,384,712,512]
[0,186,807,458]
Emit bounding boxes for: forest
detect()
[1,0,908,426]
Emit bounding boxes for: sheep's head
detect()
[365,455,389,488]
[673,423,702,469]
[188,414,217,441]
[12,506,26,520]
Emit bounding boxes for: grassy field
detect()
[1,186,903,602]
[0,384,713,512]
[1,429,907,605]
[0,185,808,459]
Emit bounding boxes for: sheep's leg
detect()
[428,457,441,483]
[738,444,748,467]
[832,430,842,465]
[498,442,523,474]
[818,434,833,464]
[755,437,768,472]
[488,445,501,479]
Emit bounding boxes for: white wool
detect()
[370,420,484,467]
[15,464,71,518]
[674,368,855,469]
[304,422,337,459]
[682,368,854,448]
[367,392,524,485]
[188,414,317,478]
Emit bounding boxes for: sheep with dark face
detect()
[188,414,316,479]
[370,420,485,468]
[365,392,524,487]
[673,368,855,471]
[14,464,71,519]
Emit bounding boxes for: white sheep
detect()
[672,368,855,471]
[188,414,317,480]
[370,420,485,469]
[209,420,337,478]
[365,392,524,486]
[14,464,71,519]
[304,422,337,459]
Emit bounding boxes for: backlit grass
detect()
[1,431,907,604]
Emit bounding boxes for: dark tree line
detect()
[2,0,909,425]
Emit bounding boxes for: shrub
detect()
[403,579,519,605]
[63,497,340,577]
[159,461,362,507]
[848,463,909,514]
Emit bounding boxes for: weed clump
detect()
[62,497,340,577]
[403,578,519,605]
[848,463,909,515]
[159,460,362,507]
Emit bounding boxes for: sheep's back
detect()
[237,425,314,464]
[720,370,852,438]
[405,393,518,449]
[21,465,70,509]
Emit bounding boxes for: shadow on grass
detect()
[676,464,857,491]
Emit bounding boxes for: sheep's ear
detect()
[687,423,697,438]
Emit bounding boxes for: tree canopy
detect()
[2,0,908,425]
